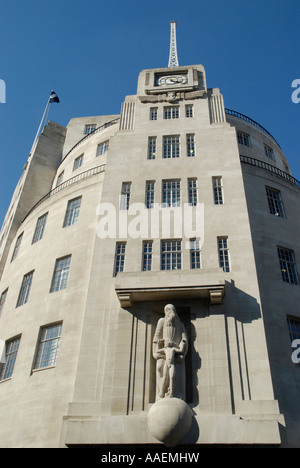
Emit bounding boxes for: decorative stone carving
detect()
[152,304,188,401]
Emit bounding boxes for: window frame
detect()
[63,197,82,227]
[0,336,21,381]
[163,106,179,119]
[32,213,48,244]
[120,182,132,210]
[114,242,126,276]
[277,247,299,285]
[218,237,230,272]
[142,240,153,271]
[213,177,224,205]
[50,256,72,293]
[73,154,83,171]
[161,239,182,271]
[162,179,181,208]
[266,187,285,218]
[16,271,34,308]
[163,135,180,159]
[33,323,62,371]
[186,134,195,157]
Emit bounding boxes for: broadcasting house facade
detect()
[0,30,300,448]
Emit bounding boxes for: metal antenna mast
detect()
[168,21,179,67]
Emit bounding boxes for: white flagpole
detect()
[29,94,51,157]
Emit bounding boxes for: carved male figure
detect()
[152,304,188,400]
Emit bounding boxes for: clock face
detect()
[156,74,188,86]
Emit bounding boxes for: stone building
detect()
[0,29,299,447]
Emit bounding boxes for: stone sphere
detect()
[148,398,193,447]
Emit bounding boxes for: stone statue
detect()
[152,304,188,400]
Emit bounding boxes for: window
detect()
[63,197,82,227]
[287,317,300,343]
[120,182,131,210]
[161,240,182,270]
[218,237,230,272]
[84,124,96,135]
[114,242,126,276]
[277,247,299,285]
[50,256,71,292]
[264,145,275,161]
[185,105,193,118]
[73,154,83,171]
[0,289,8,318]
[97,141,109,156]
[213,177,224,205]
[186,134,195,157]
[164,106,179,119]
[266,187,285,217]
[16,271,34,307]
[11,232,23,262]
[162,180,181,207]
[237,131,250,147]
[142,241,153,271]
[32,213,48,244]
[150,107,158,120]
[33,323,62,370]
[188,178,198,206]
[0,337,21,381]
[147,137,157,160]
[145,181,155,209]
[56,171,64,187]
[190,238,201,269]
[163,135,180,158]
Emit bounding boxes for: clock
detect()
[156,74,188,86]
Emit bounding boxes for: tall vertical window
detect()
[190,238,201,269]
[277,247,299,285]
[147,137,157,160]
[185,104,193,118]
[188,178,198,206]
[266,187,285,217]
[0,289,8,318]
[32,213,48,244]
[161,240,182,270]
[237,131,250,147]
[73,154,83,171]
[142,241,153,271]
[145,181,155,209]
[163,135,180,158]
[50,256,72,292]
[164,106,179,119]
[150,108,158,120]
[97,141,109,156]
[33,323,62,370]
[63,197,82,227]
[11,232,23,262]
[0,337,21,381]
[264,145,275,161]
[162,180,181,207]
[213,177,224,205]
[218,237,230,272]
[186,134,195,157]
[287,317,300,343]
[114,242,126,276]
[120,182,131,210]
[16,271,34,307]
[56,171,64,187]
[84,124,96,135]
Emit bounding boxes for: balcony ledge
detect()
[115,269,225,307]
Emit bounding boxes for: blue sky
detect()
[0,0,299,225]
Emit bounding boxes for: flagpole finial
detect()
[168,21,179,68]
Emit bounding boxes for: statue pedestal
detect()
[147,398,193,447]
